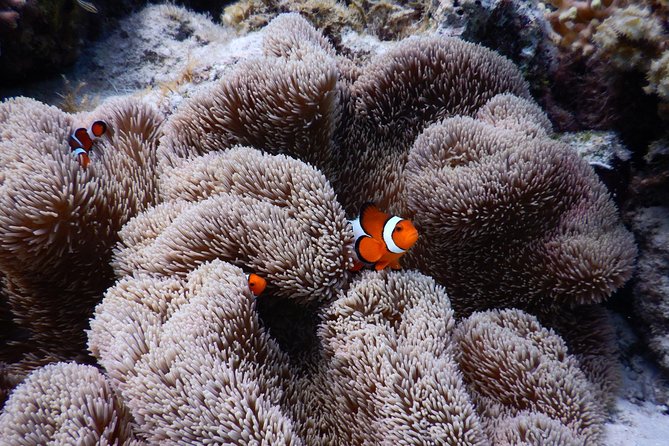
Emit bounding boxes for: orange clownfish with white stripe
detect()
[349,203,419,271]
[68,120,108,169]
[247,273,267,297]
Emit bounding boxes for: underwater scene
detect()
[0,0,668,444]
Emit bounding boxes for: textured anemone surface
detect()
[159,13,635,314]
[116,147,352,303]
[539,305,621,409]
[453,309,606,445]
[0,362,138,445]
[404,95,637,313]
[85,263,608,444]
[293,270,487,445]
[0,96,163,397]
[89,259,300,444]
[0,11,638,445]
[335,35,532,214]
[158,14,340,177]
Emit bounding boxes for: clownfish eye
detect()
[394,226,402,232]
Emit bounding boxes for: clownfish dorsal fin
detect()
[355,235,385,264]
[90,120,107,138]
[358,203,388,240]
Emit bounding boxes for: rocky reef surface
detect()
[0,1,667,444]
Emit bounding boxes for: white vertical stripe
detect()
[383,216,405,254]
[72,148,87,157]
[350,217,367,240]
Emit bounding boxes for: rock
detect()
[0,4,264,115]
[629,206,669,373]
[561,131,632,168]
[0,0,149,85]
[560,130,632,200]
[0,0,86,83]
[624,136,669,375]
[432,0,558,92]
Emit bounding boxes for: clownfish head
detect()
[391,219,418,251]
[247,273,267,297]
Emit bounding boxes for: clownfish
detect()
[349,203,419,271]
[68,120,108,169]
[247,273,267,297]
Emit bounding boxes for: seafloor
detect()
[0,1,668,445]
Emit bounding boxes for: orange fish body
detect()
[349,204,418,271]
[68,120,108,168]
[71,148,91,169]
[247,273,267,297]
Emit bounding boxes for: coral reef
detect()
[221,0,434,40]
[0,96,162,402]
[0,9,640,445]
[544,0,622,56]
[627,206,669,372]
[591,4,666,72]
[558,130,632,201]
[0,0,86,83]
[432,0,559,102]
[544,1,669,125]
[647,50,669,103]
[223,0,358,37]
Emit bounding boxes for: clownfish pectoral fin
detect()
[355,235,385,264]
[90,120,107,137]
[389,259,402,270]
[349,259,364,272]
[358,203,387,239]
[374,260,390,271]
[247,273,267,297]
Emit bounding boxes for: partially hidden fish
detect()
[247,273,267,297]
[68,120,107,169]
[349,203,418,271]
